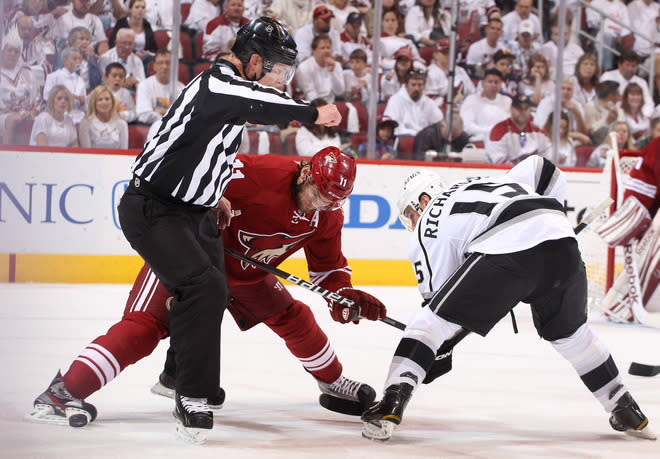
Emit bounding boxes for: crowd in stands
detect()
[3,0,660,167]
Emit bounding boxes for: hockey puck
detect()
[628,362,660,377]
[319,394,366,416]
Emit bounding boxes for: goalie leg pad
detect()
[635,212,660,311]
[596,196,651,248]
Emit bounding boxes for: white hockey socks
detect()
[551,323,624,412]
[384,307,461,390]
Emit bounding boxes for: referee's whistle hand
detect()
[315,104,341,127]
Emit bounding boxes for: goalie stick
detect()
[223,248,406,331]
[628,362,660,377]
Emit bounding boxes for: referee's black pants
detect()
[118,183,229,398]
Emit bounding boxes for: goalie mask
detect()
[232,17,297,84]
[309,147,356,210]
[398,169,446,231]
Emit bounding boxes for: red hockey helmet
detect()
[310,147,356,203]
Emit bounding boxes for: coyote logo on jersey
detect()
[237,229,315,268]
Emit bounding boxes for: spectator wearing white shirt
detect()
[540,20,584,79]
[601,50,655,118]
[343,49,370,103]
[267,0,316,34]
[104,62,137,123]
[509,19,542,78]
[627,0,659,59]
[99,28,146,91]
[43,47,87,124]
[424,38,475,106]
[519,53,555,106]
[30,85,78,147]
[55,0,108,55]
[135,50,184,124]
[295,34,345,104]
[460,68,512,139]
[534,77,588,137]
[328,0,361,35]
[381,46,425,102]
[294,6,343,64]
[501,0,543,44]
[486,93,552,165]
[78,85,129,149]
[620,82,651,147]
[465,17,503,76]
[571,52,600,106]
[583,80,625,145]
[378,8,425,71]
[183,0,221,35]
[383,70,444,137]
[586,0,631,71]
[404,0,449,49]
[295,97,342,156]
[339,12,371,64]
[203,0,249,61]
[143,0,173,32]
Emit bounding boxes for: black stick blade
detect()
[628,362,660,377]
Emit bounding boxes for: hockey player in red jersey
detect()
[596,137,660,319]
[30,147,387,429]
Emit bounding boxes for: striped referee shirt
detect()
[131,61,318,207]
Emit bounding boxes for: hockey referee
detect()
[117,17,341,443]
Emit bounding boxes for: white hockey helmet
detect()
[397,169,446,231]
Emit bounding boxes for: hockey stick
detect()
[629,362,660,377]
[223,248,406,330]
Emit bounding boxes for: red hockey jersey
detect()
[624,137,660,217]
[222,154,352,289]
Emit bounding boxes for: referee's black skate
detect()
[318,375,376,415]
[151,371,225,409]
[361,383,414,441]
[609,388,656,440]
[174,393,213,444]
[27,371,97,427]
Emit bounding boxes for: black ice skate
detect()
[361,383,414,442]
[27,371,97,427]
[173,393,213,444]
[318,375,376,416]
[151,371,225,409]
[609,389,656,440]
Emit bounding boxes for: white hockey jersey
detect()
[409,156,575,299]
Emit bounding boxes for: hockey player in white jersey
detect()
[361,156,656,442]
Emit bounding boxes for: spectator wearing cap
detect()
[328,0,362,35]
[583,80,626,145]
[378,8,425,71]
[203,0,250,61]
[492,49,518,96]
[486,93,552,164]
[460,68,512,139]
[381,46,424,101]
[465,17,503,76]
[404,0,450,48]
[358,115,398,159]
[413,110,471,160]
[295,34,345,104]
[501,0,542,44]
[518,53,554,106]
[601,50,654,118]
[294,5,343,64]
[425,38,475,107]
[339,11,371,64]
[343,49,371,103]
[534,77,589,138]
[383,69,444,137]
[540,16,584,79]
[509,19,542,77]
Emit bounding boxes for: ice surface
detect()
[0,284,658,458]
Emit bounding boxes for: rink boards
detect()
[0,146,604,284]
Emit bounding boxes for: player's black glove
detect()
[330,288,387,324]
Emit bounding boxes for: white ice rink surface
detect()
[0,283,658,458]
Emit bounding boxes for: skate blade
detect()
[175,419,208,445]
[625,425,657,441]
[361,420,395,442]
[25,406,69,426]
[150,381,175,399]
[65,406,92,427]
